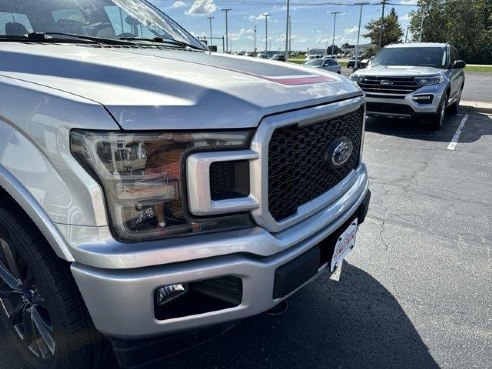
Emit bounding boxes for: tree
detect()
[327,44,341,55]
[409,0,492,64]
[364,8,404,49]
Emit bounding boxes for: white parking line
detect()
[447,114,469,151]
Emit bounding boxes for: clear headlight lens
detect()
[349,74,363,83]
[71,130,253,241]
[415,75,445,86]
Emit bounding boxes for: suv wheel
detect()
[0,199,113,369]
[431,94,448,130]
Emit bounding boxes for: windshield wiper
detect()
[31,32,136,45]
[0,32,135,46]
[118,36,204,50]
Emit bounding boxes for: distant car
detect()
[272,54,286,62]
[244,52,256,57]
[304,57,342,74]
[257,52,268,59]
[347,57,362,68]
[304,54,323,62]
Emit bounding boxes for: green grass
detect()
[465,65,492,72]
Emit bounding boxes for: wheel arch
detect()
[0,166,74,262]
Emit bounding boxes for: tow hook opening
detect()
[265,300,288,316]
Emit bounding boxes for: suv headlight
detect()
[349,74,363,83]
[415,75,445,86]
[71,130,253,241]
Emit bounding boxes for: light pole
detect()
[405,25,409,43]
[207,16,214,48]
[419,5,426,42]
[221,8,231,53]
[263,13,270,53]
[378,0,387,50]
[284,0,290,61]
[288,16,292,55]
[254,25,257,52]
[355,3,369,61]
[330,11,340,57]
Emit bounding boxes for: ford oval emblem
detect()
[325,137,354,168]
[380,80,393,86]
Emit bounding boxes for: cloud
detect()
[186,0,216,15]
[344,26,359,35]
[248,12,269,21]
[171,1,187,8]
[229,28,255,41]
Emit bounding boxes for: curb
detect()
[460,100,492,114]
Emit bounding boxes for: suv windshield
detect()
[0,0,204,49]
[372,47,448,68]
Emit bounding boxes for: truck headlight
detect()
[70,130,253,241]
[415,75,444,86]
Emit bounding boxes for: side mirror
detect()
[452,60,466,69]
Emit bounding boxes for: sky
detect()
[151,0,419,52]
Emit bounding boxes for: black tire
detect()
[0,199,113,369]
[431,94,448,130]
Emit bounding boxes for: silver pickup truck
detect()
[0,1,370,368]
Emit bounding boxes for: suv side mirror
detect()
[452,60,466,69]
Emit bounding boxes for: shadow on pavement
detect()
[129,262,440,369]
[365,112,492,144]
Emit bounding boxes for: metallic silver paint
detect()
[187,150,259,216]
[59,163,367,269]
[71,177,368,337]
[0,166,74,261]
[352,55,465,116]
[0,44,362,130]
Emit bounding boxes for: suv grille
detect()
[358,76,420,94]
[268,106,364,222]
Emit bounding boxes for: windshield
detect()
[305,59,324,66]
[372,47,448,68]
[0,0,204,49]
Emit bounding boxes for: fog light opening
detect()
[157,283,188,306]
[412,94,434,104]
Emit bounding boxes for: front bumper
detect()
[364,84,446,118]
[71,164,369,339]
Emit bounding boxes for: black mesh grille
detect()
[210,160,249,201]
[268,106,364,222]
[210,161,235,199]
[357,76,420,94]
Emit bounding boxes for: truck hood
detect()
[0,44,361,130]
[356,65,444,77]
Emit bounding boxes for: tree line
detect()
[362,0,491,64]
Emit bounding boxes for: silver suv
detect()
[350,43,466,129]
[0,1,370,368]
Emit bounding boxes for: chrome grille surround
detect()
[249,96,366,233]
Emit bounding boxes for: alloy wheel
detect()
[0,237,55,359]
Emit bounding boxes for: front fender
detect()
[0,75,120,260]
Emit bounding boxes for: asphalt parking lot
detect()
[108,112,488,369]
